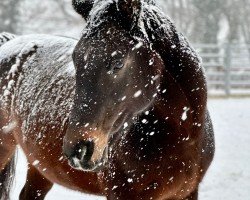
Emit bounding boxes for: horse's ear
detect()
[72,0,94,20]
[117,0,142,24]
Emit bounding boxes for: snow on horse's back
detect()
[0,34,77,62]
[0,33,102,200]
[0,34,78,132]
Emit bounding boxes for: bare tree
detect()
[240,0,250,44]
[221,0,241,43]
[191,0,223,44]
[17,0,82,37]
[158,0,223,43]
[159,0,196,39]
[0,0,21,33]
[54,0,81,22]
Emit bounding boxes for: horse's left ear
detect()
[72,0,94,20]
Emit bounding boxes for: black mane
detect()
[80,0,205,119]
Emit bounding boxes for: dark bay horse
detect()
[0,0,214,199]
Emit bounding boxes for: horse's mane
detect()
[83,0,167,39]
[83,0,203,77]
[83,0,202,70]
[82,0,201,66]
[81,0,206,115]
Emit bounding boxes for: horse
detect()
[0,0,215,200]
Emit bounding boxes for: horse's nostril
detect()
[63,140,94,163]
[75,141,94,163]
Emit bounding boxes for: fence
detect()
[193,43,250,97]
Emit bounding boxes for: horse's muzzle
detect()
[63,137,108,172]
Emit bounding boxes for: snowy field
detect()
[11,98,250,200]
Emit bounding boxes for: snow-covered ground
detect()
[11,98,250,200]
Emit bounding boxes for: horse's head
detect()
[63,0,164,171]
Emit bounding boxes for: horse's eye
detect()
[112,60,124,70]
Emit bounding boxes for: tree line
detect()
[0,0,249,44]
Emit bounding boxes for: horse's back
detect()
[0,34,77,83]
[0,34,77,70]
[0,34,78,82]
[0,34,77,138]
[0,34,103,194]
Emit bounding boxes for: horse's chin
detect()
[84,159,106,172]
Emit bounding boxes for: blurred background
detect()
[1,0,249,200]
[1,0,250,96]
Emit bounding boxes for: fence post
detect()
[224,43,231,96]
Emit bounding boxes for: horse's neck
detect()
[152,37,207,127]
[147,68,206,140]
[140,13,207,121]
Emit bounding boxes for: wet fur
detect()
[0,0,215,199]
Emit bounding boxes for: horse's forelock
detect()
[72,0,95,19]
[82,0,158,36]
[81,0,181,65]
[89,1,152,24]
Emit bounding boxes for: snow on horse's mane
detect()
[83,0,173,41]
[82,0,201,64]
